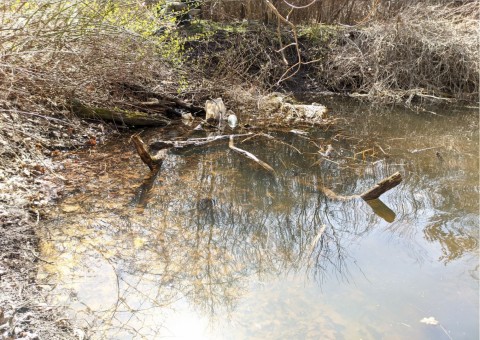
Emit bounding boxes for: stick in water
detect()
[228,136,275,173]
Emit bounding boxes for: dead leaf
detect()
[61,204,81,213]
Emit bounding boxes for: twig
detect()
[264,0,303,83]
[22,247,54,265]
[409,146,441,154]
[228,136,275,173]
[307,224,326,260]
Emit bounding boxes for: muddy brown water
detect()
[39,100,478,339]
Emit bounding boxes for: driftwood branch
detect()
[131,135,166,172]
[315,172,403,201]
[149,133,253,151]
[360,172,402,201]
[134,134,255,171]
[229,136,275,173]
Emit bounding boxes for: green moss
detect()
[71,99,169,127]
[298,24,339,45]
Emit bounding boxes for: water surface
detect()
[39,100,479,339]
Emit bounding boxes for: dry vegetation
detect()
[318,2,479,103]
[195,1,479,103]
[201,0,456,25]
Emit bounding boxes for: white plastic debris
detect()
[227,114,238,128]
[420,316,439,325]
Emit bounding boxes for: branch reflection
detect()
[38,111,478,338]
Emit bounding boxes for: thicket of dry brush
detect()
[317,2,479,102]
[201,0,459,25]
[196,1,478,103]
[0,0,183,205]
[0,1,180,115]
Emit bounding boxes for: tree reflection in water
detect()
[39,106,478,338]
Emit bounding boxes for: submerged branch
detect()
[229,136,275,173]
[149,133,253,150]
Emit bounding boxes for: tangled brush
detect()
[318,2,479,103]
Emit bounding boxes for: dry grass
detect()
[201,0,455,25]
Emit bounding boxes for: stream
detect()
[38,99,478,339]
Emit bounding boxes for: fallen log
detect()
[360,172,402,201]
[71,99,171,126]
[228,136,275,173]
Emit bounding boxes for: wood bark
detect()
[360,172,402,201]
[132,135,166,172]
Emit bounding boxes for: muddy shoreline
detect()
[0,113,116,339]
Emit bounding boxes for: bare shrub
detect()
[0,0,187,194]
[0,1,182,116]
[188,23,293,96]
[317,2,479,103]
